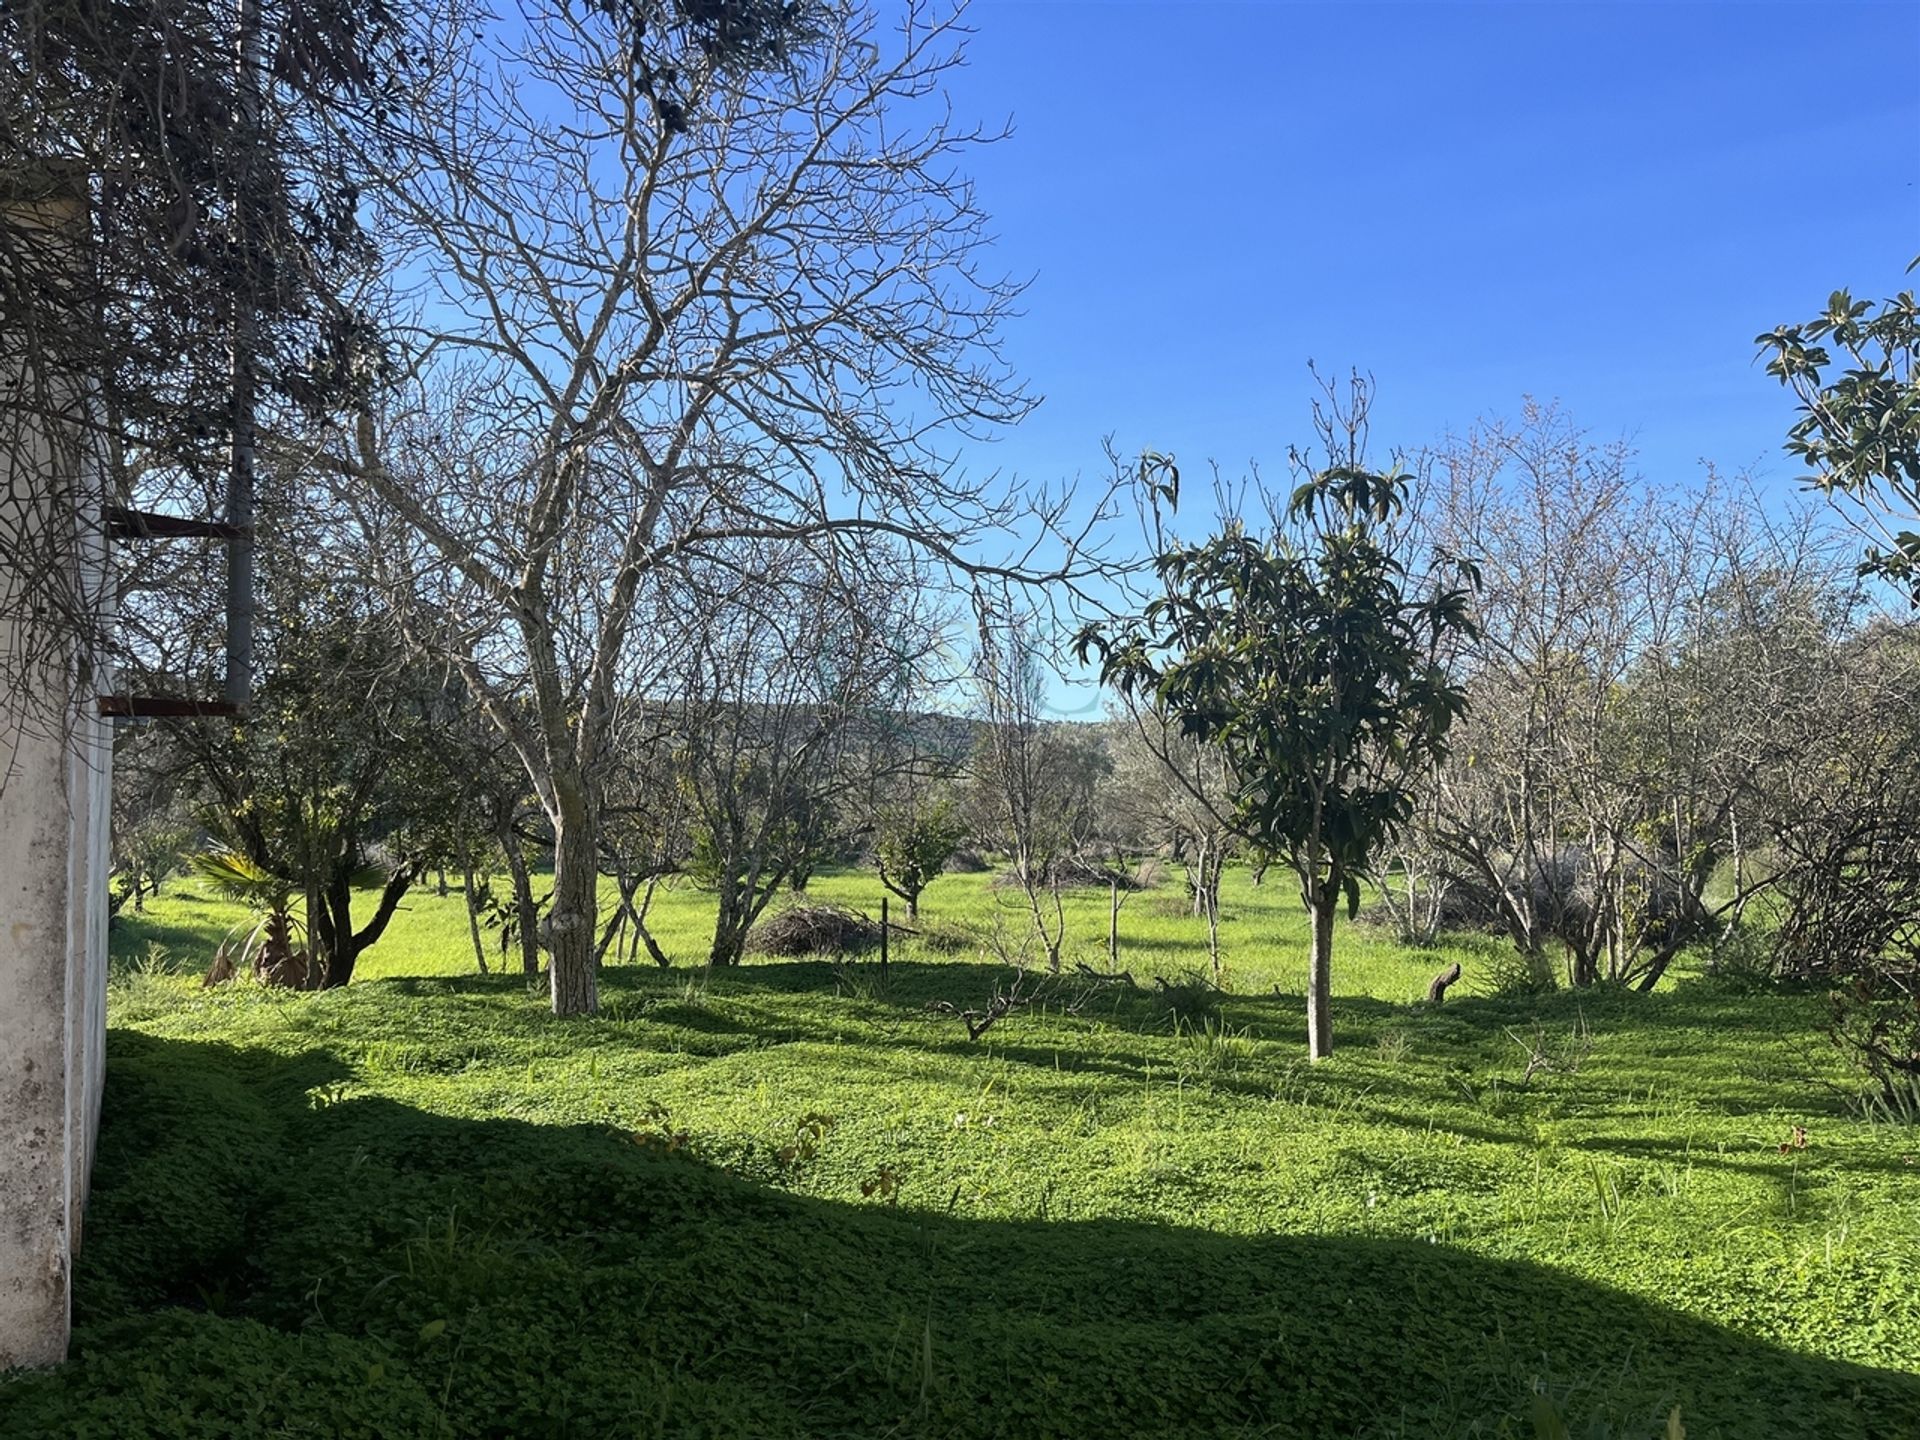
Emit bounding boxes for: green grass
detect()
[6,866,1918,1437]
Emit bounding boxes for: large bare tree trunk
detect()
[1307,887,1336,1061]
[546,777,599,1015]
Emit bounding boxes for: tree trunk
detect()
[1205,891,1221,985]
[498,820,540,976]
[711,867,744,966]
[1108,880,1120,967]
[636,920,670,967]
[906,889,919,921]
[635,875,670,967]
[710,860,783,966]
[317,872,356,989]
[1307,887,1335,1061]
[1025,883,1063,974]
[597,871,641,964]
[315,862,419,990]
[546,791,599,1015]
[710,921,747,968]
[461,848,488,975]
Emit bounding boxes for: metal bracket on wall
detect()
[99,506,251,721]
[96,695,242,720]
[104,506,252,542]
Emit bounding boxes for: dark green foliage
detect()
[1082,465,1475,907]
[0,1312,439,1438]
[1081,441,1477,1056]
[875,796,967,916]
[70,1031,288,1317]
[2,0,405,468]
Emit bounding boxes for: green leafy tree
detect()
[1758,262,1920,603]
[874,795,966,920]
[171,545,462,988]
[1080,419,1476,1059]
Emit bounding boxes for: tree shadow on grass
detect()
[5,1029,1916,1440]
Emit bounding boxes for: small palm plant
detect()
[191,849,311,988]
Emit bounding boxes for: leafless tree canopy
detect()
[276,0,1128,1012]
[1416,403,1895,989]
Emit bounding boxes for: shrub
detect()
[1479,946,1559,1000]
[1827,967,1920,1121]
[1150,969,1223,1031]
[1772,757,1920,1110]
[1699,923,1781,994]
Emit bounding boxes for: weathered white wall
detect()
[0,175,109,1371]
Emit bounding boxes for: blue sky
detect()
[929,0,1920,714]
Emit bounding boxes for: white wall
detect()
[0,175,110,1371]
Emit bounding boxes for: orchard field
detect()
[4,867,1916,1438]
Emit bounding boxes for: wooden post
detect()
[1426,962,1462,1006]
[879,895,889,983]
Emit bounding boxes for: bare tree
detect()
[595,697,690,968]
[1421,405,1868,988]
[1101,707,1238,977]
[970,591,1088,972]
[677,538,924,966]
[296,0,1123,1013]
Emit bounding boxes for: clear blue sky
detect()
[931,0,1920,715]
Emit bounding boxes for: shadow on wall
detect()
[1,1029,1914,1438]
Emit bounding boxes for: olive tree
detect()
[874,797,965,921]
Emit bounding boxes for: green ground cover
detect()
[4,867,1917,1437]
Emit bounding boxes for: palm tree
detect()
[191,849,311,988]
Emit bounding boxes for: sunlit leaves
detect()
[1759,266,1920,603]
